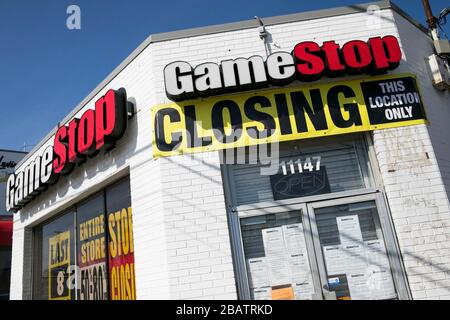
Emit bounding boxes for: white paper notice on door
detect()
[247,257,270,288]
[262,227,291,286]
[262,226,286,255]
[323,245,346,275]
[364,240,390,269]
[364,240,396,299]
[293,281,314,300]
[348,269,396,300]
[341,244,368,274]
[366,268,397,299]
[288,253,311,283]
[347,272,371,300]
[323,243,368,277]
[336,215,363,246]
[283,223,312,283]
[283,223,307,253]
[253,287,272,300]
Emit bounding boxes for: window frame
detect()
[306,193,410,300]
[224,133,375,208]
[221,133,412,300]
[32,208,76,300]
[31,176,132,300]
[76,190,109,300]
[236,203,324,300]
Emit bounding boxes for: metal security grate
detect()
[229,136,370,205]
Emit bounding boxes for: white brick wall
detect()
[393,13,450,198]
[370,11,450,300]
[9,5,450,300]
[159,152,236,299]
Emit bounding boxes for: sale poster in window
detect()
[106,179,136,300]
[48,230,71,300]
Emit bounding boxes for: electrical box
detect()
[434,39,450,57]
[427,54,450,90]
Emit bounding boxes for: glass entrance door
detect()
[307,194,400,300]
[235,194,408,300]
[237,204,323,300]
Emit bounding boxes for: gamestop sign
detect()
[6,88,134,212]
[152,35,428,157]
[163,35,402,101]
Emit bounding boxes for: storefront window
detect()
[225,135,408,300]
[77,193,108,300]
[241,211,315,300]
[228,135,372,206]
[315,201,397,300]
[234,198,401,300]
[105,179,136,300]
[36,211,76,300]
[33,177,135,300]
[0,247,12,300]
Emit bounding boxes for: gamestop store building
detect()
[7,1,450,300]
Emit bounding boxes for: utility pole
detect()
[422,0,439,40]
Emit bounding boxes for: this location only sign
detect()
[361,76,426,125]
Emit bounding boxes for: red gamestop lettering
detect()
[294,36,402,80]
[53,88,130,175]
[5,88,133,212]
[164,35,402,101]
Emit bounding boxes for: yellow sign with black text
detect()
[151,74,427,158]
[48,230,71,300]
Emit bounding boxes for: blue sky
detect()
[1,0,449,151]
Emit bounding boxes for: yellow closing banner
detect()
[151,73,427,158]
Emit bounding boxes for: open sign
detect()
[270,167,330,200]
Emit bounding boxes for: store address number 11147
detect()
[280,157,322,175]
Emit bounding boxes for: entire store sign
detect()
[152,74,427,157]
[5,88,134,212]
[78,213,108,300]
[152,35,427,157]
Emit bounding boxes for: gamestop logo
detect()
[164,35,402,101]
[6,88,134,212]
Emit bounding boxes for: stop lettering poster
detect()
[48,231,71,300]
[108,206,136,300]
